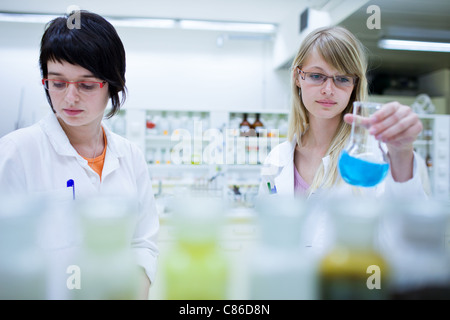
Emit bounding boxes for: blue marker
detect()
[67,179,75,200]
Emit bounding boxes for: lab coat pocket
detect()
[35,186,74,203]
[36,188,81,251]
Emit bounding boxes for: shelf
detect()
[227,180,260,187]
[148,164,263,170]
[146,134,286,140]
[146,135,172,142]
[149,164,210,170]
[146,135,212,142]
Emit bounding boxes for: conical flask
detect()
[339,101,390,187]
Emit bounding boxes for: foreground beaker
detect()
[72,196,141,300]
[0,195,47,299]
[162,196,229,299]
[249,196,318,300]
[319,197,390,300]
[339,101,389,187]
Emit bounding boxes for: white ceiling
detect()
[1,0,449,77]
[0,0,302,23]
[340,0,450,77]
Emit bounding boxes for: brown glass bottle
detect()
[252,113,265,137]
[239,113,252,137]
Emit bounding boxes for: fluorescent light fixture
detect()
[0,12,59,24]
[378,39,450,53]
[179,19,276,34]
[0,12,277,33]
[0,12,175,28]
[107,17,176,29]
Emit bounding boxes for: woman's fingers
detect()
[343,113,371,129]
[344,101,423,149]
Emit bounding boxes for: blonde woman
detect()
[260,26,428,199]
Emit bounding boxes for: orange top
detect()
[81,127,107,180]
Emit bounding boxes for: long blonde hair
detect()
[287,26,368,193]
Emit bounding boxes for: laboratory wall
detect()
[0,22,48,138]
[0,21,291,138]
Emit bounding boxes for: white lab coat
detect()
[258,135,430,257]
[0,112,159,293]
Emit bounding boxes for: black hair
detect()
[39,10,126,118]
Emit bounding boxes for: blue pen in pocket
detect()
[67,179,75,200]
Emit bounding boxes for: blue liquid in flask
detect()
[338,150,389,187]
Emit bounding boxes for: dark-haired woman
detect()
[0,11,158,299]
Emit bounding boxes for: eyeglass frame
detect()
[296,66,358,88]
[41,78,107,94]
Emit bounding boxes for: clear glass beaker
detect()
[72,196,141,300]
[338,101,390,187]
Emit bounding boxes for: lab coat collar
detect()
[273,160,294,195]
[270,134,331,169]
[271,135,296,195]
[263,134,297,168]
[266,134,332,196]
[102,122,125,158]
[40,112,125,174]
[40,112,124,154]
[101,123,122,177]
[40,112,80,158]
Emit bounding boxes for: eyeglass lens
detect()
[299,69,355,87]
[43,79,103,94]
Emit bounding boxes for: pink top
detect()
[294,165,310,195]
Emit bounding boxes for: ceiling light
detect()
[378,39,450,53]
[107,17,176,29]
[0,12,276,33]
[179,20,276,34]
[0,12,59,24]
[0,12,176,28]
